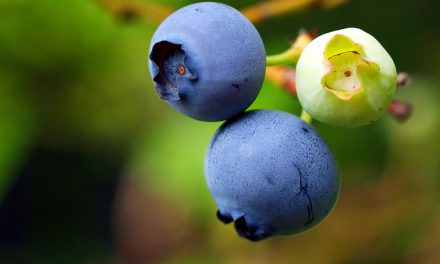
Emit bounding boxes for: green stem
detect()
[300,109,313,124]
[266,33,312,66]
[266,48,299,66]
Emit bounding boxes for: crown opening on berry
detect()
[150,41,197,101]
[233,215,272,242]
[216,209,273,241]
[321,34,380,101]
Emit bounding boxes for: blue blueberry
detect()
[148,2,266,121]
[204,110,340,241]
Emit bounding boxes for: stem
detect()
[266,31,313,66]
[97,0,174,23]
[98,0,348,24]
[300,109,313,124]
[241,0,348,24]
[266,49,299,66]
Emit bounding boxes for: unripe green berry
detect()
[296,28,397,127]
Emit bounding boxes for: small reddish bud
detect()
[387,99,413,122]
[396,72,411,87]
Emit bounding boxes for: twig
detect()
[98,0,348,24]
[97,0,174,23]
[241,0,348,24]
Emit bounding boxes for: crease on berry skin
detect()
[150,40,198,101]
[294,163,314,226]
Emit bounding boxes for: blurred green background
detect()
[0,0,439,263]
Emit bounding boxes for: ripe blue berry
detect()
[204,110,340,241]
[148,2,266,121]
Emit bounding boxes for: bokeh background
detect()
[1,0,439,263]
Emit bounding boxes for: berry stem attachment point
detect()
[300,109,313,124]
[266,31,313,66]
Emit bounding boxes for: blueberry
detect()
[204,110,340,241]
[148,2,266,121]
[296,28,397,127]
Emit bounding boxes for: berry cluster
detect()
[148,2,397,241]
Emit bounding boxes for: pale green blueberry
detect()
[296,28,397,127]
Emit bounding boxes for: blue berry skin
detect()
[148,2,266,121]
[204,110,340,241]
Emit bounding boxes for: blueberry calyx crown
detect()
[150,40,198,101]
[216,210,273,242]
[321,34,380,100]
